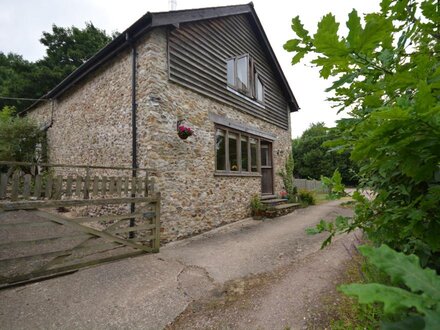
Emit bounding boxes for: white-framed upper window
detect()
[226,55,264,103]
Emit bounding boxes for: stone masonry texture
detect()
[28,26,293,242]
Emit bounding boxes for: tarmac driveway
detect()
[0,199,354,329]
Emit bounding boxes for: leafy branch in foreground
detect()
[286,0,440,269]
[339,244,440,330]
[321,169,346,199]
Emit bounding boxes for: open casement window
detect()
[255,74,264,103]
[215,126,263,174]
[226,55,264,103]
[236,55,249,93]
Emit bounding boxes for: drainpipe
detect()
[128,33,138,236]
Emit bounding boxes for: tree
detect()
[0,53,40,111]
[285,0,440,268]
[36,22,115,95]
[292,122,357,185]
[0,22,115,112]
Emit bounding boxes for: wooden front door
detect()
[260,141,273,195]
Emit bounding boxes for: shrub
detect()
[0,106,44,164]
[298,189,316,206]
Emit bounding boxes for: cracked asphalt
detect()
[0,199,355,329]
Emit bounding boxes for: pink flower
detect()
[177,125,194,139]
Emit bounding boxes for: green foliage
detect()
[340,245,440,329]
[286,0,440,268]
[292,123,358,185]
[0,106,44,163]
[298,189,316,206]
[0,22,115,112]
[321,169,346,199]
[0,53,40,112]
[250,194,265,216]
[277,152,297,202]
[305,215,350,248]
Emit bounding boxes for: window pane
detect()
[216,129,226,171]
[256,76,264,102]
[229,133,238,171]
[250,138,258,172]
[241,136,248,171]
[236,56,248,91]
[226,59,235,86]
[261,145,269,166]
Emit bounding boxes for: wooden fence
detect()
[294,178,329,194]
[0,161,160,288]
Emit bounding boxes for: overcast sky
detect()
[0,0,380,137]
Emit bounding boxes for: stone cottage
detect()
[25,3,299,241]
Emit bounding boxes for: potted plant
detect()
[279,190,288,200]
[177,124,193,140]
[250,194,266,220]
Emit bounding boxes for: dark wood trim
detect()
[24,4,299,114]
[260,140,274,195]
[168,14,290,129]
[208,112,276,140]
[214,172,261,177]
[215,124,268,177]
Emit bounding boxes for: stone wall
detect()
[135,28,292,241]
[28,49,133,167]
[28,27,293,242]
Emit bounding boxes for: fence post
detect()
[84,167,90,199]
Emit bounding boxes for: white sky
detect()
[0,0,380,137]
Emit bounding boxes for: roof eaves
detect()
[22,3,300,114]
[150,4,251,27]
[21,13,154,114]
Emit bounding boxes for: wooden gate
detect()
[0,161,160,288]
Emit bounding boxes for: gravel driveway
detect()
[0,199,355,329]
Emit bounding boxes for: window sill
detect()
[214,171,262,177]
[226,86,265,109]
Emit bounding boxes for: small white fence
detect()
[294,178,329,194]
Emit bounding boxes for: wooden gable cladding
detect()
[168,14,289,130]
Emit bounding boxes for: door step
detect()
[264,203,300,218]
[259,194,301,219]
[261,198,287,206]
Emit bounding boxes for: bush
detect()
[298,189,316,206]
[0,106,44,164]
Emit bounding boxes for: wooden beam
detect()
[0,196,158,211]
[31,210,153,253]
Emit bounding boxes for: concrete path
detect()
[0,199,355,329]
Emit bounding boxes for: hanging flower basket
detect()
[177,125,193,140]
